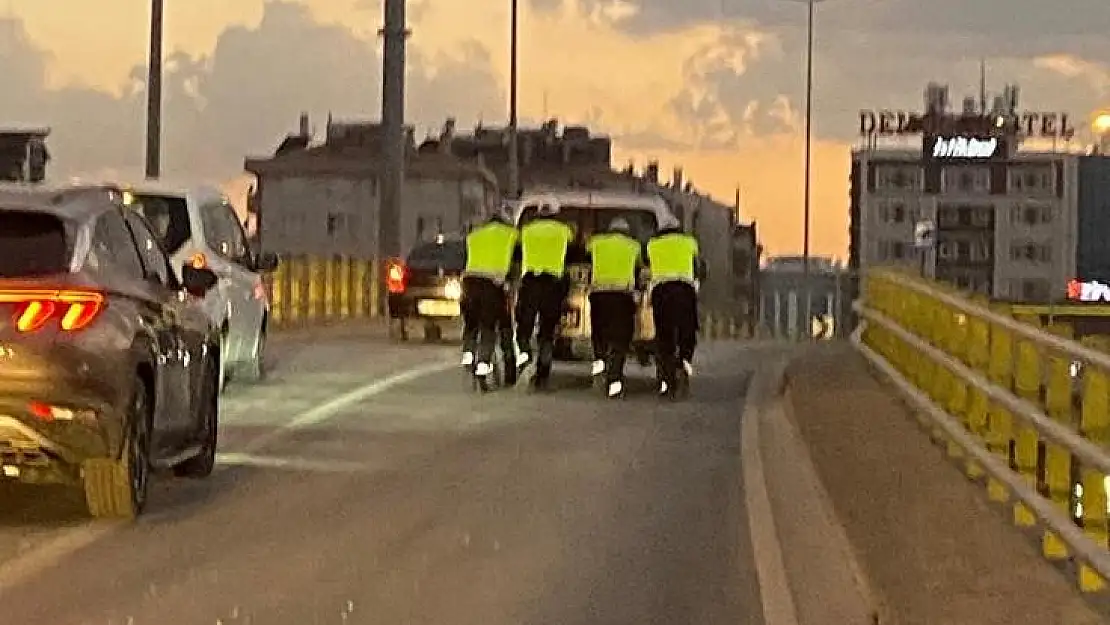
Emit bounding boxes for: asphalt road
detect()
[0,335,765,625]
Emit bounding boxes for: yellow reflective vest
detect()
[587,232,641,291]
[520,218,574,276]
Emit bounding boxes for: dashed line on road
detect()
[0,357,453,598]
[216,452,373,473]
[235,359,455,453]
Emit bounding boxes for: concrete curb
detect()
[742,355,883,625]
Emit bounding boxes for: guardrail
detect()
[263,255,751,339]
[853,267,1110,593]
[265,256,382,329]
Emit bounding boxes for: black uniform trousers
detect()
[515,272,568,381]
[589,290,637,385]
[651,281,699,387]
[461,276,515,380]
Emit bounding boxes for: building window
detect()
[1009,167,1055,194]
[1017,279,1051,302]
[971,239,992,262]
[878,239,908,260]
[1010,203,1053,225]
[877,201,908,223]
[1010,242,1052,263]
[876,166,921,192]
[944,167,990,193]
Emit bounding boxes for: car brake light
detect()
[0,289,105,333]
[386,259,407,294]
[189,253,208,269]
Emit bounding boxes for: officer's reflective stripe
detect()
[521,219,574,275]
[588,232,641,291]
[466,223,518,279]
[647,233,698,282]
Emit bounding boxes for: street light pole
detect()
[145,0,164,180]
[801,0,816,336]
[507,0,520,199]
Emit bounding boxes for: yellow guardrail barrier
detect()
[854,267,1110,593]
[265,256,381,330]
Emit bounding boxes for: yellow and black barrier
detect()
[264,255,382,330]
[859,267,1110,593]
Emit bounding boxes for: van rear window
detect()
[0,210,71,277]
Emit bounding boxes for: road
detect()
[0,335,766,625]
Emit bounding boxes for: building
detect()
[759,256,849,339]
[244,114,498,259]
[851,82,1081,303]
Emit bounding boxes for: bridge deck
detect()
[785,344,1108,624]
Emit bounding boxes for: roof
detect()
[243,145,496,185]
[0,184,118,221]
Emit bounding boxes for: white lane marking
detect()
[0,523,121,594]
[0,358,452,597]
[741,369,800,625]
[216,452,372,473]
[236,359,454,453]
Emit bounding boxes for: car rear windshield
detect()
[0,210,71,277]
[518,205,658,243]
[130,193,191,253]
[407,240,466,270]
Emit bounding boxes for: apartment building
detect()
[850,81,1080,303]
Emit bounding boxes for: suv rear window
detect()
[130,193,191,253]
[0,210,70,277]
[517,205,658,243]
[407,239,466,270]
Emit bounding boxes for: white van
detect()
[512,190,678,362]
[113,182,278,390]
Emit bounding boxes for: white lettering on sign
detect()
[932,136,998,158]
[1069,279,1110,302]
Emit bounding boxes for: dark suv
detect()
[0,185,223,518]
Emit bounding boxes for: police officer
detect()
[646,216,702,398]
[515,201,575,390]
[586,217,643,399]
[460,209,519,386]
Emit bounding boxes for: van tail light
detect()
[0,289,105,333]
[386,259,408,294]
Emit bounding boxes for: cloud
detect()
[0,1,501,182]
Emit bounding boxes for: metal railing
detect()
[853,267,1110,593]
[265,256,382,329]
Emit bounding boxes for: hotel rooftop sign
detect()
[859,110,1075,139]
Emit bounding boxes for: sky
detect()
[3,0,1110,257]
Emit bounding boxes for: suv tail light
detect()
[386,259,408,294]
[0,289,105,333]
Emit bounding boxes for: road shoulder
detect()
[784,343,1108,625]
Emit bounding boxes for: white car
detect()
[113,182,278,390]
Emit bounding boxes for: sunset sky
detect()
[4,0,1110,257]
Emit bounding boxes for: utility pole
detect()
[380,0,408,265]
[145,0,164,179]
[507,0,520,199]
[800,0,816,337]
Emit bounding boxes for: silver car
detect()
[100,183,278,390]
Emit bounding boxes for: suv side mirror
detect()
[182,264,218,296]
[254,252,280,273]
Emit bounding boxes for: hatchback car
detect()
[106,183,277,390]
[0,185,223,518]
[386,234,466,342]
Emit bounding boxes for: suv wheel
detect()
[174,357,219,478]
[82,380,152,519]
[238,326,266,382]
